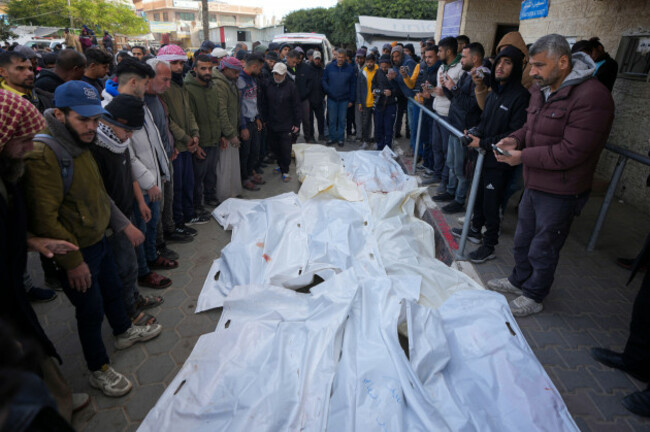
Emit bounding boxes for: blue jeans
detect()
[107,229,139,317]
[133,195,160,277]
[172,151,194,225]
[328,100,348,142]
[445,135,468,204]
[431,116,451,183]
[59,237,130,371]
[374,104,397,150]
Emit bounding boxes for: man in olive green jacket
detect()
[159,53,205,231]
[22,81,161,397]
[185,54,221,212]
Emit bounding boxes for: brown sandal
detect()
[136,294,164,310]
[132,311,156,326]
[138,272,172,289]
[148,255,179,270]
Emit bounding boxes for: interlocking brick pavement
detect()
[27,138,650,431]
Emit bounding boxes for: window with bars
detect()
[178,12,195,21]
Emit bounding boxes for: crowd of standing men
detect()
[2,23,650,429]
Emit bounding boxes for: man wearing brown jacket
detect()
[487,34,615,317]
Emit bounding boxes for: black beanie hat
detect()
[103,94,145,130]
[378,54,392,65]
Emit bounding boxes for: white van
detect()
[271,33,334,64]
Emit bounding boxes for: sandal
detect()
[136,294,164,310]
[131,311,157,326]
[138,272,172,289]
[251,174,266,185]
[243,181,260,191]
[148,255,179,270]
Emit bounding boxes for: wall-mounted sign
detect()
[440,0,463,40]
[173,0,200,10]
[520,0,549,21]
[149,21,177,33]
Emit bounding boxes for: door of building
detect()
[492,24,520,56]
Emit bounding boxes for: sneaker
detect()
[114,323,162,350]
[27,287,57,303]
[72,393,90,413]
[337,141,344,147]
[468,245,496,264]
[282,173,291,183]
[433,192,455,202]
[509,295,543,317]
[175,224,197,237]
[441,201,465,214]
[360,142,368,150]
[186,215,210,225]
[165,228,194,242]
[451,227,482,244]
[423,167,434,176]
[416,164,425,171]
[194,207,211,218]
[326,140,336,146]
[89,365,133,397]
[157,245,179,261]
[486,277,523,295]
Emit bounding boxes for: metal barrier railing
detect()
[407,98,485,259]
[587,143,650,251]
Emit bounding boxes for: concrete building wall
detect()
[518,0,650,215]
[459,0,521,54]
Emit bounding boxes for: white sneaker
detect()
[114,324,162,350]
[486,278,523,295]
[89,365,132,397]
[509,295,543,317]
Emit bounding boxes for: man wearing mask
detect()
[488,34,615,316]
[185,54,221,211]
[261,63,301,182]
[322,48,356,147]
[356,53,378,149]
[157,45,206,238]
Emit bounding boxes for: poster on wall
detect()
[520,0,550,20]
[440,0,463,40]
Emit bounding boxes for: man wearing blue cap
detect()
[22,81,162,397]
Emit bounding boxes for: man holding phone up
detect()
[451,46,530,265]
[489,35,614,317]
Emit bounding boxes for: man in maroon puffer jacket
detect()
[486,34,615,317]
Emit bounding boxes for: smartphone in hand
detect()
[491,143,511,157]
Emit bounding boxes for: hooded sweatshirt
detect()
[496,31,534,90]
[477,46,530,170]
[236,69,260,127]
[512,52,615,196]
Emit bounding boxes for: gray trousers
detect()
[360,106,373,142]
[157,161,175,244]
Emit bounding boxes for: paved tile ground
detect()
[27,138,650,431]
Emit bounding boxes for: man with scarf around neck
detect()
[22,82,162,397]
[0,90,92,425]
[91,94,167,328]
[451,45,529,267]
[157,45,208,236]
[488,34,614,317]
[101,58,176,291]
[431,37,464,195]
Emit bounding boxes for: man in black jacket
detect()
[371,55,399,150]
[435,42,486,214]
[308,52,325,142]
[589,37,618,92]
[415,45,441,178]
[286,50,312,143]
[261,62,301,182]
[34,49,86,94]
[451,46,530,263]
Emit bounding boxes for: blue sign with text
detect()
[440,0,464,39]
[520,0,549,20]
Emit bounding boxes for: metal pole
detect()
[587,155,628,251]
[456,149,485,259]
[67,0,73,29]
[412,104,423,175]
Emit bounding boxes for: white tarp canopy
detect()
[357,15,436,39]
[139,145,578,432]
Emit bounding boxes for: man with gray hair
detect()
[487,34,615,317]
